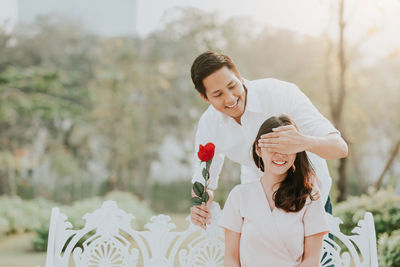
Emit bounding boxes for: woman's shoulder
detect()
[230,181,260,196]
[305,187,322,205]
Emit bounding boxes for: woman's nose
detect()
[274,152,287,158]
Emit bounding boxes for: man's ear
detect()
[199,93,209,103]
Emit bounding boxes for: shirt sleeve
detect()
[303,192,330,237]
[287,83,339,138]
[286,83,337,204]
[218,186,243,233]
[306,152,332,205]
[191,116,225,190]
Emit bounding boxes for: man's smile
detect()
[225,98,239,109]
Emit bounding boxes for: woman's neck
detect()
[260,172,286,192]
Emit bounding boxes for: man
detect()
[190,51,348,229]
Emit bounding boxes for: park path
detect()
[0,233,45,267]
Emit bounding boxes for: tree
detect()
[324,0,385,201]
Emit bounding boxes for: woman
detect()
[218,115,329,267]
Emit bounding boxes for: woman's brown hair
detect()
[252,115,317,212]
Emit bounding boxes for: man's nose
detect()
[225,92,236,103]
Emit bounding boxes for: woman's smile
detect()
[272,160,287,166]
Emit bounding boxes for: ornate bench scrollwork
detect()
[44,200,378,267]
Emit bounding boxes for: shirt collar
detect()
[211,78,263,123]
[243,79,263,113]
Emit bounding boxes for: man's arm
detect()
[304,132,348,159]
[191,117,225,189]
[190,117,224,228]
[259,126,348,159]
[259,82,348,160]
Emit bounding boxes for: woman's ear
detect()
[254,143,261,157]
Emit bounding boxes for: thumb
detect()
[206,192,214,205]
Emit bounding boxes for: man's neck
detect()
[232,85,248,125]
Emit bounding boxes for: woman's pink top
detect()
[218,180,330,267]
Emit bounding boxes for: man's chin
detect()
[218,104,244,119]
[224,109,240,118]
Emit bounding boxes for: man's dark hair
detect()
[190,51,240,99]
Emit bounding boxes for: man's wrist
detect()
[302,134,317,152]
[206,188,214,201]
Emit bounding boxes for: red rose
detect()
[197,142,215,162]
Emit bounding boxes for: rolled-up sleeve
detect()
[192,117,225,190]
[218,186,243,233]
[287,83,339,138]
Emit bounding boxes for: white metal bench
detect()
[43,200,378,267]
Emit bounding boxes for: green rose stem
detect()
[192,159,212,207]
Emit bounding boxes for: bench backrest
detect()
[44,200,378,267]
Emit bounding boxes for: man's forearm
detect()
[304,133,348,160]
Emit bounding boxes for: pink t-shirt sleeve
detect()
[218,186,243,233]
[303,192,330,237]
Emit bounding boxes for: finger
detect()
[194,208,210,219]
[193,205,211,217]
[192,204,205,211]
[191,214,207,226]
[202,203,211,212]
[272,125,295,132]
[202,207,212,219]
[199,205,211,222]
[191,216,203,227]
[261,132,280,139]
[267,148,278,153]
[258,143,280,149]
[192,213,206,223]
[191,208,206,219]
[196,205,209,213]
[258,138,279,144]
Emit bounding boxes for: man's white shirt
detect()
[192,78,339,204]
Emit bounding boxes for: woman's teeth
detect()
[272,161,286,165]
[226,98,239,108]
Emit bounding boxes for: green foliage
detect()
[0,66,88,126]
[0,191,152,251]
[202,191,209,203]
[32,191,152,251]
[0,196,55,239]
[378,229,400,267]
[191,197,202,206]
[32,222,49,252]
[334,188,400,237]
[202,168,209,180]
[193,182,204,198]
[149,181,192,213]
